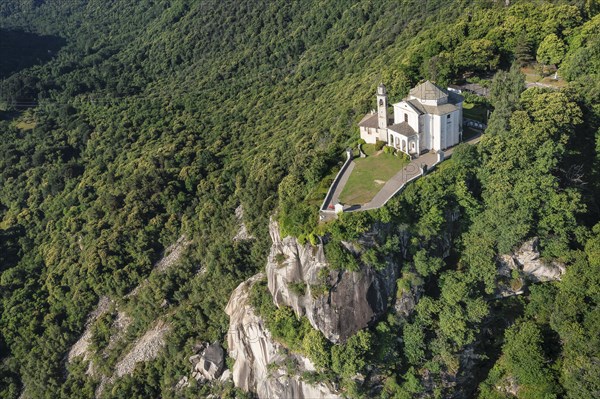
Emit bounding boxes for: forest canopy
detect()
[0,0,599,398]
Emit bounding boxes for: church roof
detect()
[409,80,448,101]
[405,100,425,115]
[388,122,417,137]
[406,99,459,116]
[406,99,426,114]
[358,113,379,128]
[448,90,464,104]
[426,103,459,115]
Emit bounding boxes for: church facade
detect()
[359,81,464,156]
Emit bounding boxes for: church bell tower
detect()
[377,83,388,129]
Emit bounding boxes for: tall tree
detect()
[514,32,534,66]
[537,33,566,67]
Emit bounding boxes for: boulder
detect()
[190,343,225,381]
[175,376,189,390]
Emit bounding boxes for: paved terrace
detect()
[320,134,482,218]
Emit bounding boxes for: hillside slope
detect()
[1,0,599,398]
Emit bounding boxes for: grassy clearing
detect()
[12,110,37,130]
[521,66,567,88]
[539,76,568,88]
[339,148,408,205]
[15,120,36,130]
[522,66,542,83]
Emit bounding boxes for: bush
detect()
[375,140,386,151]
[324,241,359,271]
[413,250,443,277]
[331,330,372,378]
[361,248,386,271]
[462,91,490,106]
[274,253,287,267]
[302,329,331,368]
[309,283,329,298]
[288,282,307,296]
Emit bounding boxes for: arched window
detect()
[379,99,384,106]
[404,113,408,123]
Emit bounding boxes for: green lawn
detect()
[339,150,409,205]
[463,101,489,123]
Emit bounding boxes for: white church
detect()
[359,81,464,156]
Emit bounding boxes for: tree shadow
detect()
[0,29,66,79]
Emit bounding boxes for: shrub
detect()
[510,277,523,292]
[375,140,386,151]
[302,329,331,368]
[274,253,287,267]
[309,283,329,298]
[324,241,359,271]
[413,250,444,277]
[331,330,372,378]
[462,91,490,106]
[288,281,307,296]
[361,248,386,271]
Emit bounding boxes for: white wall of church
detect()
[420,114,431,150]
[360,127,377,144]
[431,110,461,150]
[432,115,442,151]
[360,127,387,144]
[362,85,465,154]
[393,103,419,131]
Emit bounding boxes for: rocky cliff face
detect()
[395,283,423,317]
[266,220,398,343]
[225,274,342,399]
[498,237,566,282]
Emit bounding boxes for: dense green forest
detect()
[1,0,599,398]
